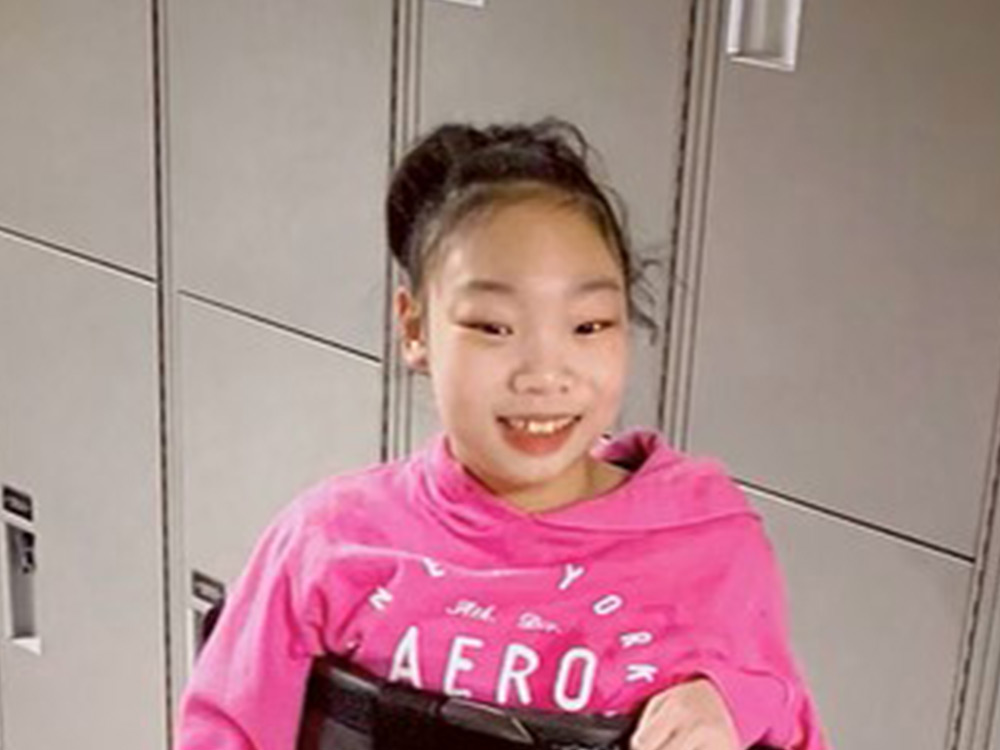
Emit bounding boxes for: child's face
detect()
[397,198,629,511]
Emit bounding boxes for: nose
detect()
[509,332,576,395]
[511,368,574,395]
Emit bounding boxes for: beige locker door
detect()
[413,0,692,441]
[0,0,156,275]
[674,0,1000,747]
[178,297,383,584]
[754,492,970,748]
[684,0,1000,555]
[0,237,166,749]
[176,298,382,680]
[167,0,394,356]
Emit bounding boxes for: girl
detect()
[177,120,829,749]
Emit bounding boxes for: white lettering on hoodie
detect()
[443,635,484,698]
[389,624,423,688]
[369,586,394,611]
[496,643,541,706]
[593,594,625,616]
[423,557,446,578]
[620,631,654,649]
[558,563,586,591]
[553,647,598,711]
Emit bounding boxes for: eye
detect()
[575,320,616,336]
[464,321,513,337]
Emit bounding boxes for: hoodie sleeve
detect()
[175,507,325,750]
[665,521,830,750]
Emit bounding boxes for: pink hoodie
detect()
[177,431,829,749]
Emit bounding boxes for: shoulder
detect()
[615,430,760,518]
[266,450,423,550]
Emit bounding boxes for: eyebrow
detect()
[456,277,624,296]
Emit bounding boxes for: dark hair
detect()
[386,118,649,325]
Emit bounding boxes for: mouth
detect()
[500,415,578,434]
[497,415,581,455]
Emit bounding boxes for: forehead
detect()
[432,199,623,295]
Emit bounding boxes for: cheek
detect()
[587,335,629,387]
[430,342,507,409]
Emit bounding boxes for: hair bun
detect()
[386,118,625,291]
[387,124,488,271]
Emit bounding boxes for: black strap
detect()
[372,680,444,750]
[308,655,777,750]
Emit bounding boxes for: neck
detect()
[495,457,630,514]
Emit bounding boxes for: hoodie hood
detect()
[418,429,756,539]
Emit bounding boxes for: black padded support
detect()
[372,680,444,750]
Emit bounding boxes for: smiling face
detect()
[396,195,630,512]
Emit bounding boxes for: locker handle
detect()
[435,0,486,7]
[726,0,805,72]
[189,570,226,664]
[3,485,42,654]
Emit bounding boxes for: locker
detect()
[417,0,692,433]
[751,488,970,749]
[167,0,394,356]
[178,295,381,603]
[685,0,1000,554]
[0,236,165,749]
[0,0,156,275]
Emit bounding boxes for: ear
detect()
[394,286,429,372]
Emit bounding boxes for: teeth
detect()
[505,416,576,435]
